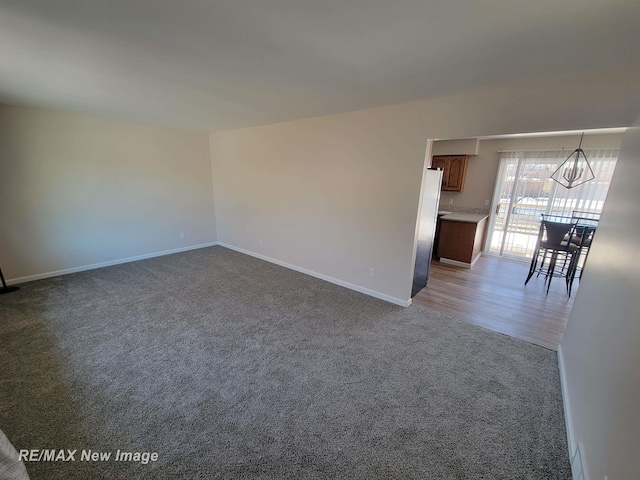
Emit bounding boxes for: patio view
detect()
[488,148,619,260]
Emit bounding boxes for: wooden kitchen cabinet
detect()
[431,155,468,192]
[437,214,488,268]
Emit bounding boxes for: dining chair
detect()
[570,211,599,279]
[525,218,581,296]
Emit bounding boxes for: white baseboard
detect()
[7,242,219,284]
[558,345,587,480]
[218,242,411,307]
[438,254,481,269]
[8,241,412,308]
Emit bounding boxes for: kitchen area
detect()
[432,138,489,269]
[411,138,489,297]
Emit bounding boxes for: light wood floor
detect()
[413,255,576,350]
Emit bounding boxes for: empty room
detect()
[1,2,639,479]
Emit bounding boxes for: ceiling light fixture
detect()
[550,133,595,189]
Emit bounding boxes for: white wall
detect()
[0,105,217,281]
[559,115,640,480]
[211,109,428,304]
[210,67,640,305]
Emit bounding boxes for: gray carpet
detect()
[0,246,571,479]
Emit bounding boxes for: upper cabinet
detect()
[432,155,468,192]
[431,138,480,156]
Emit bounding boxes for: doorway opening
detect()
[413,128,625,349]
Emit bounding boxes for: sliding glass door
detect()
[487,148,619,259]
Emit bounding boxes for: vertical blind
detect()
[491,148,619,258]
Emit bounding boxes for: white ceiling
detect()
[1,0,639,132]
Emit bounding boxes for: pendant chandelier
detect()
[550,133,595,189]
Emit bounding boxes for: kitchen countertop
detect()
[439,212,489,223]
